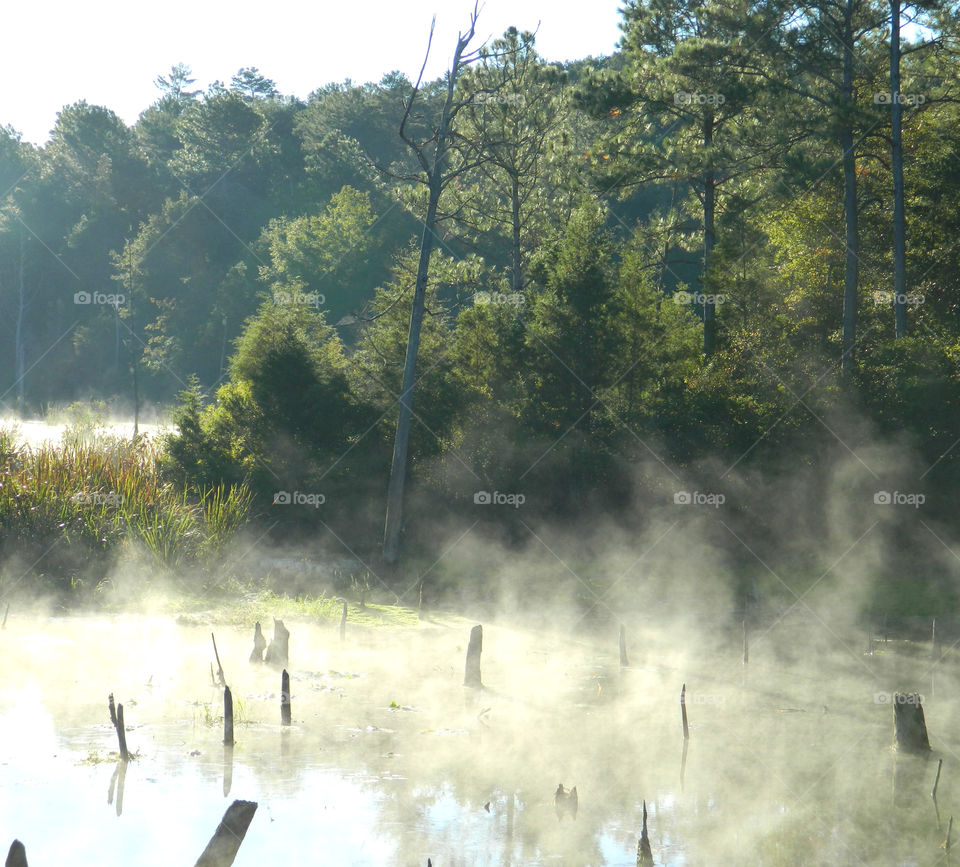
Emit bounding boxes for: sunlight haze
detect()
[4,0,624,144]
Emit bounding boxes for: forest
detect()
[2,0,960,620]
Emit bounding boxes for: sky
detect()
[3,0,625,145]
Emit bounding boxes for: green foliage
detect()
[0,431,251,596]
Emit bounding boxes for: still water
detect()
[0,612,955,865]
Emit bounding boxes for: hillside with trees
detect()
[2,2,960,617]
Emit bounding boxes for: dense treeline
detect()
[3,3,960,613]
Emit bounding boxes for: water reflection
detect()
[107,760,128,816]
[2,615,960,863]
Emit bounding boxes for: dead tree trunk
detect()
[5,841,27,867]
[637,800,653,865]
[194,800,258,867]
[383,3,491,564]
[265,619,289,667]
[893,693,930,752]
[249,622,266,663]
[680,684,689,740]
[211,633,226,686]
[339,602,347,641]
[281,670,291,726]
[223,686,234,747]
[890,0,907,338]
[840,0,860,379]
[619,624,630,668]
[109,693,129,761]
[464,625,483,688]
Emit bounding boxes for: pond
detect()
[4,419,166,448]
[0,610,955,865]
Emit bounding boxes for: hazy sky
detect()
[4,0,625,145]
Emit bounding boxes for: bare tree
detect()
[382,4,522,565]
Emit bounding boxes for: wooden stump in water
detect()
[680,683,689,740]
[5,840,27,867]
[339,602,347,641]
[619,624,630,668]
[109,694,129,761]
[211,632,226,686]
[223,686,234,747]
[194,799,258,867]
[893,692,930,753]
[281,669,291,726]
[554,784,578,821]
[249,622,266,663]
[265,619,290,667]
[464,625,483,688]
[637,800,653,865]
[116,704,129,761]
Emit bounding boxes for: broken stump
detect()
[5,840,27,867]
[264,619,290,667]
[249,622,266,663]
[464,625,483,688]
[194,799,258,867]
[637,800,653,865]
[893,692,931,753]
[281,669,291,726]
[109,693,129,761]
[224,686,234,747]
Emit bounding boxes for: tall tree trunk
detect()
[511,172,522,293]
[702,109,717,357]
[383,177,443,564]
[840,1,860,378]
[15,229,26,410]
[382,6,485,565]
[890,0,907,337]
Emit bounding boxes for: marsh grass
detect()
[0,424,251,596]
